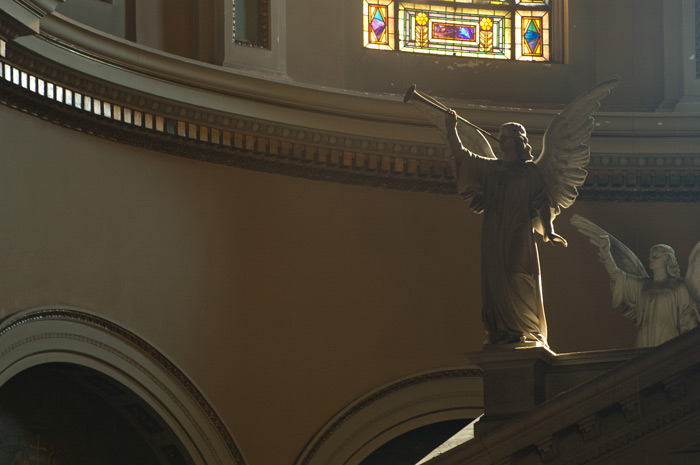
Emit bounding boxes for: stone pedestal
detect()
[468,344,557,436]
[467,345,648,436]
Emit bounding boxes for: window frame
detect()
[364,0,563,62]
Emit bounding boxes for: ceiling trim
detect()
[2,19,700,201]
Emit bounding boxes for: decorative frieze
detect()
[0,10,34,39]
[2,36,700,200]
[493,458,512,465]
[663,373,688,401]
[536,435,560,462]
[620,394,643,422]
[577,414,601,441]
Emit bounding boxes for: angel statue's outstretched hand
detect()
[571,214,700,347]
[434,76,619,348]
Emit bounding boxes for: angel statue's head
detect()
[498,122,533,162]
[649,244,681,280]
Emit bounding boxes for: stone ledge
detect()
[426,328,700,465]
[2,25,700,199]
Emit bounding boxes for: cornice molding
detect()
[0,9,31,39]
[27,12,700,138]
[1,20,700,200]
[0,0,64,38]
[33,12,422,133]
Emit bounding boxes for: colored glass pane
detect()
[365,0,551,61]
[433,24,476,41]
[371,7,388,43]
[514,9,548,60]
[399,3,511,58]
[523,18,541,54]
[363,0,395,50]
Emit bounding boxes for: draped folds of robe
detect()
[610,271,699,347]
[455,148,549,345]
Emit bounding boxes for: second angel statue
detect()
[571,214,700,347]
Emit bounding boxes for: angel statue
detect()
[404,76,619,347]
[571,214,700,347]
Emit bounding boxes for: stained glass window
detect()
[363,0,551,61]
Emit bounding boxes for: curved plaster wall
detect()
[4,94,700,464]
[0,100,488,465]
[2,2,700,464]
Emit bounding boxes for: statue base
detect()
[467,345,647,436]
[468,345,556,436]
[481,341,547,351]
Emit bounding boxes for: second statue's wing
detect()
[570,214,649,278]
[685,241,700,305]
[535,76,620,213]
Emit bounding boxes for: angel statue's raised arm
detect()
[404,77,619,348]
[571,214,700,347]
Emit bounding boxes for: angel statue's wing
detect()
[570,214,649,279]
[685,241,700,305]
[535,75,620,213]
[407,95,496,170]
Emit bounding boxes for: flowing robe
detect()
[610,271,699,347]
[455,149,550,345]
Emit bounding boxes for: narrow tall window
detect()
[233,0,270,48]
[363,0,551,61]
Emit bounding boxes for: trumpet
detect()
[403,84,499,143]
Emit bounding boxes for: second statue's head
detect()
[499,122,533,162]
[649,244,681,280]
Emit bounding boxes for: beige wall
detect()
[0,103,480,464]
[283,0,666,109]
[1,1,699,462]
[56,0,128,38]
[4,96,700,463]
[64,0,670,110]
